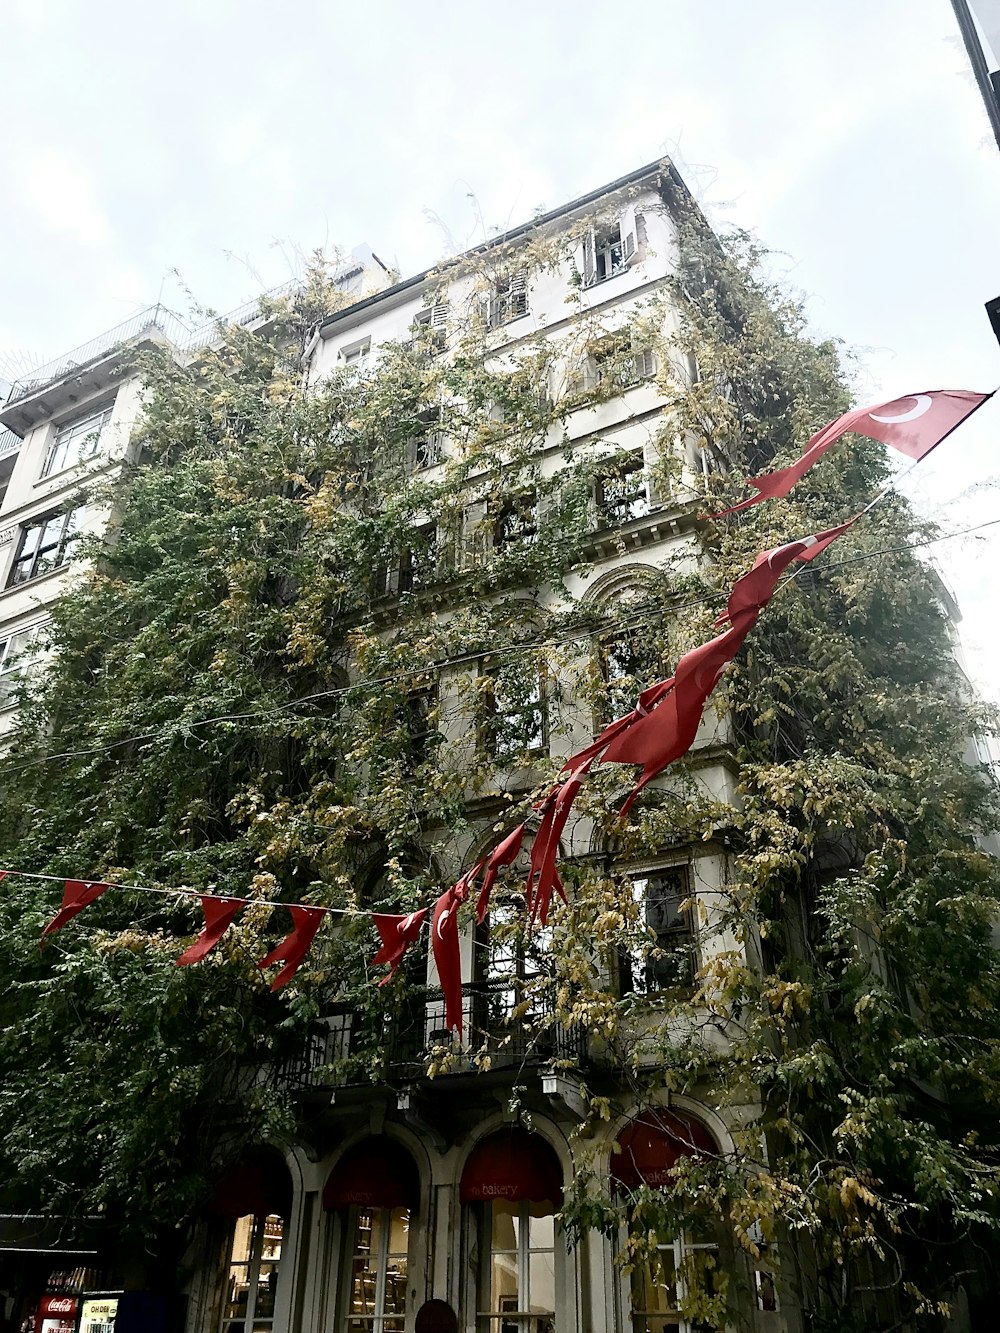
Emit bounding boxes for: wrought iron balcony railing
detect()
[276,978,587,1093]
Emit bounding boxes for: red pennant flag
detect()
[713,389,992,517]
[371,908,428,985]
[431,881,467,1038]
[714,519,857,627]
[605,520,858,813]
[526,761,593,926]
[476,827,526,924]
[176,896,246,966]
[40,879,109,948]
[258,906,326,992]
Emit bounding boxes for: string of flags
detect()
[6,387,993,1025]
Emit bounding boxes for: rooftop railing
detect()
[4,263,364,408]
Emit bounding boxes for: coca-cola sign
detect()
[39,1295,78,1316]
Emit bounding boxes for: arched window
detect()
[325,1136,420,1333]
[461,1129,564,1332]
[610,1113,724,1333]
[209,1149,292,1333]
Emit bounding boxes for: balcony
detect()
[276,979,587,1096]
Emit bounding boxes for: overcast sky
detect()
[2,0,999,696]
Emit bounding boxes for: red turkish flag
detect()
[714,389,991,517]
[714,519,858,627]
[258,905,326,991]
[604,519,857,813]
[431,881,467,1038]
[371,908,428,985]
[476,826,526,924]
[176,896,245,966]
[526,761,593,925]
[40,879,109,948]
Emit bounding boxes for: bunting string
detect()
[3,385,994,1016]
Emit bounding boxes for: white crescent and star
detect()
[435,907,452,939]
[869,394,932,424]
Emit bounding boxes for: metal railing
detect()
[276,978,587,1092]
[4,259,366,408]
[0,429,20,456]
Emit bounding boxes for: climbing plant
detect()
[0,204,997,1331]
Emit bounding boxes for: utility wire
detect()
[0,512,997,781]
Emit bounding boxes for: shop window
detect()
[481,657,546,763]
[44,403,113,477]
[629,1232,720,1333]
[596,454,650,528]
[618,868,696,995]
[221,1213,284,1333]
[478,1199,556,1333]
[343,1206,410,1333]
[7,506,87,587]
[462,1130,563,1333]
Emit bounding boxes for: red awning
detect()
[460,1129,563,1207]
[209,1148,293,1218]
[323,1136,420,1212]
[610,1111,718,1194]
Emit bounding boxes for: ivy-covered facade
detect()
[0,161,997,1333]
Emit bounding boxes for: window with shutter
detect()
[488,271,529,327]
[408,406,445,470]
[410,302,449,354]
[618,868,696,995]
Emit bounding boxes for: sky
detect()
[2,0,999,694]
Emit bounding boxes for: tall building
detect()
[0,161,991,1333]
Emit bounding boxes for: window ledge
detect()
[0,563,75,603]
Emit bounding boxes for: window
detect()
[618,868,696,995]
[398,524,441,593]
[44,404,113,478]
[408,407,445,470]
[343,1206,409,1332]
[221,1213,283,1333]
[341,340,371,370]
[596,454,650,528]
[629,1231,720,1333]
[581,214,642,288]
[593,335,656,391]
[399,687,436,771]
[485,272,529,328]
[410,302,449,354]
[598,626,661,725]
[477,1200,556,1333]
[492,493,537,551]
[7,507,87,587]
[0,624,44,709]
[481,658,546,764]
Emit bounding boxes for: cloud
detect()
[13,147,113,247]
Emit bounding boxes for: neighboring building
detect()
[0,163,983,1333]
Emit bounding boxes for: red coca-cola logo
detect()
[39,1296,78,1317]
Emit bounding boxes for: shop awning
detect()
[610,1111,718,1194]
[460,1129,563,1207]
[209,1148,293,1219]
[323,1136,419,1212]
